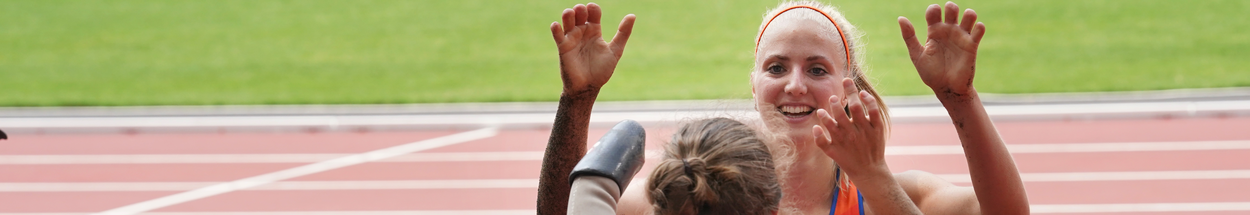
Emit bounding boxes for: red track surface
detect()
[3,117,1250,214]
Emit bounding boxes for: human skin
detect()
[543,1,1028,215]
[891,2,1031,214]
[751,10,920,215]
[759,2,1030,214]
[535,3,635,215]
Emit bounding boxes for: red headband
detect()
[755,6,851,68]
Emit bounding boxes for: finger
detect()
[815,110,836,142]
[817,109,838,133]
[860,91,883,129]
[812,125,832,145]
[829,96,852,130]
[924,4,941,26]
[842,78,860,103]
[587,3,602,24]
[842,78,864,122]
[573,4,588,26]
[971,22,987,44]
[831,84,852,127]
[549,22,565,45]
[609,14,636,55]
[898,17,923,61]
[848,94,868,129]
[561,8,575,34]
[943,2,958,25]
[959,9,977,33]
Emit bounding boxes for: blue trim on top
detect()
[857,191,866,215]
[830,168,841,215]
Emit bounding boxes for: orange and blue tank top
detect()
[830,168,865,215]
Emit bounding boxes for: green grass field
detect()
[2,0,1248,106]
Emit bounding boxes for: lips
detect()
[777,105,815,118]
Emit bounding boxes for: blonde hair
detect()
[754,1,891,133]
[647,118,782,215]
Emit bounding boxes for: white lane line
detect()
[254,179,536,190]
[0,154,346,164]
[0,211,531,215]
[0,179,537,192]
[0,151,546,164]
[7,140,1248,165]
[91,127,499,215]
[1032,202,1250,213]
[3,99,1250,128]
[937,169,1250,183]
[888,140,1250,155]
[0,182,214,192]
[380,151,546,162]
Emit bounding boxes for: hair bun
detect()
[647,117,781,215]
[681,157,719,206]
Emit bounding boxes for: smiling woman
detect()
[539,1,1030,214]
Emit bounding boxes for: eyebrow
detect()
[806,55,829,62]
[765,55,833,65]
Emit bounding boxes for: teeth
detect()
[779,105,812,114]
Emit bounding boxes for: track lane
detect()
[155,189,536,212]
[0,192,177,213]
[3,116,1250,214]
[0,164,303,182]
[0,131,461,155]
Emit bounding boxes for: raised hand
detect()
[812,78,888,176]
[899,2,985,100]
[549,3,636,94]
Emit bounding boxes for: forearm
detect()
[537,89,599,215]
[849,166,923,215]
[937,88,1030,214]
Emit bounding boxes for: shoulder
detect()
[893,170,980,215]
[894,170,949,196]
[616,178,654,215]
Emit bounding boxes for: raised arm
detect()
[897,2,1029,214]
[537,3,636,215]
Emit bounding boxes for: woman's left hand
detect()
[812,78,889,176]
[899,2,985,100]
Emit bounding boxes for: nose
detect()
[783,68,807,95]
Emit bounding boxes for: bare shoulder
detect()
[894,170,950,196]
[616,178,653,215]
[893,170,980,215]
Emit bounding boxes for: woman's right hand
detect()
[550,3,636,94]
[812,78,890,177]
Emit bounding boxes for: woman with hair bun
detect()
[647,117,782,215]
[540,1,1029,214]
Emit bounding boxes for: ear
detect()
[749,72,757,98]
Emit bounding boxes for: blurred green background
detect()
[2,0,1247,106]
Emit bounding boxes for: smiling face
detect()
[751,15,850,141]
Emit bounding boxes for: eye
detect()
[766,65,785,74]
[808,67,829,76]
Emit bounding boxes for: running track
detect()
[3,115,1250,214]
